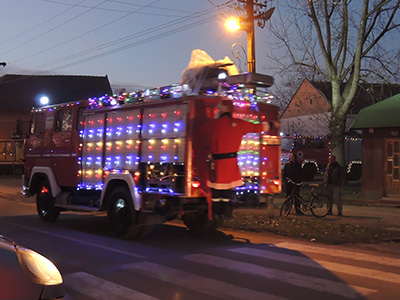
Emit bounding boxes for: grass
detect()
[223,182,400,244]
[221,212,400,244]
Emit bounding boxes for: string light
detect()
[76,82,278,195]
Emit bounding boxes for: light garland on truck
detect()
[77,84,276,194]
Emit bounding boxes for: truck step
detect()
[55,204,101,212]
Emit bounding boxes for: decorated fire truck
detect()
[22,72,281,238]
[281,135,362,181]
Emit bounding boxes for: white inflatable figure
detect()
[180,49,239,94]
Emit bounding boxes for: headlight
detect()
[14,245,63,285]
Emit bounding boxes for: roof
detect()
[310,81,400,114]
[351,93,400,129]
[0,74,112,111]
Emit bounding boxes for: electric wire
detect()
[24,6,225,71]
[0,0,86,47]
[40,0,188,16]
[42,13,219,73]
[11,0,162,64]
[0,0,109,56]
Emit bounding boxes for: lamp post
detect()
[225,1,274,73]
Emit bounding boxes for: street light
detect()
[224,1,275,73]
[225,18,241,32]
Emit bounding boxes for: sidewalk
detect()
[1,176,400,232]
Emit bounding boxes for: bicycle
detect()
[280,178,330,218]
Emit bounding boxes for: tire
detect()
[107,187,142,238]
[36,180,60,222]
[310,194,330,218]
[280,195,293,217]
[182,212,215,233]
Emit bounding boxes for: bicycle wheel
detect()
[310,194,330,217]
[280,196,293,217]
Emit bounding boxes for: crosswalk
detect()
[63,242,400,299]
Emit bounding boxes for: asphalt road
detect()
[1,185,400,299]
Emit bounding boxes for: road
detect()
[1,196,400,300]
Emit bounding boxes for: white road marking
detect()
[230,247,400,284]
[185,253,376,299]
[64,272,158,300]
[1,220,145,259]
[275,242,400,267]
[123,261,288,300]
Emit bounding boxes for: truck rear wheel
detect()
[107,187,142,239]
[36,180,60,222]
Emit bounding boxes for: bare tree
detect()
[267,0,400,165]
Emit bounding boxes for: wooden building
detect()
[352,93,400,200]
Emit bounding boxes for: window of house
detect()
[55,109,73,132]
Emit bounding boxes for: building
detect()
[280,79,400,137]
[352,93,400,200]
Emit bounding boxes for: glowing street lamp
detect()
[225,17,241,32]
[224,1,275,73]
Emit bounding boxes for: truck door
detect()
[51,107,79,186]
[24,112,48,176]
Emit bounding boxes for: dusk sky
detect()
[0,0,275,91]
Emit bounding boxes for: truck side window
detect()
[55,109,73,132]
[30,113,45,136]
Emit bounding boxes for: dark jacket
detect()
[283,161,303,184]
[324,161,344,186]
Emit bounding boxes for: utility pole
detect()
[246,0,256,73]
[236,0,275,73]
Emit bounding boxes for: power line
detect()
[0,0,109,56]
[0,0,86,47]
[24,6,223,71]
[40,0,187,17]
[42,14,219,72]
[11,0,162,64]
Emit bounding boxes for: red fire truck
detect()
[22,73,281,238]
[281,135,362,181]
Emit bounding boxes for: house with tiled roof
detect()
[280,79,400,181]
[281,79,400,136]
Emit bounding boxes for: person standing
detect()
[201,99,279,217]
[324,155,345,216]
[283,153,303,215]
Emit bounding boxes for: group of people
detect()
[283,152,345,216]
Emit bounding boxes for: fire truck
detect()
[22,73,281,238]
[281,135,362,180]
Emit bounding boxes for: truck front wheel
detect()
[36,180,60,222]
[107,187,141,239]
